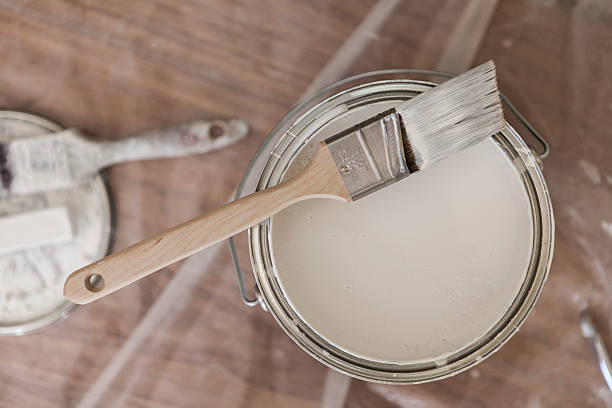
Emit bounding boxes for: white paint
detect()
[576,235,612,295]
[0,113,113,329]
[272,120,533,363]
[602,221,612,238]
[0,176,110,324]
[578,159,602,184]
[564,206,584,225]
[367,383,435,408]
[0,206,72,255]
[320,369,351,408]
[606,174,612,185]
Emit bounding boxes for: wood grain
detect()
[0,0,611,407]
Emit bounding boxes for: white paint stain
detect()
[575,236,612,313]
[606,174,612,186]
[526,395,542,408]
[470,368,481,379]
[602,221,612,238]
[578,159,601,184]
[367,383,436,408]
[564,206,584,225]
[594,386,612,406]
[502,38,514,48]
[537,0,557,6]
[321,369,352,408]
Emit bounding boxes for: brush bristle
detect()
[396,60,504,170]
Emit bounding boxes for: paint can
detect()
[0,111,114,335]
[230,71,554,383]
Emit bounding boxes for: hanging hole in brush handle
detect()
[227,68,551,308]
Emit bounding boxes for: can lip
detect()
[242,77,554,384]
[0,301,77,336]
[0,110,115,336]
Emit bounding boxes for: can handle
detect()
[228,236,259,306]
[499,93,549,159]
[228,68,550,308]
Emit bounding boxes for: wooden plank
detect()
[1,0,611,407]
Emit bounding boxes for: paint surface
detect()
[271,119,533,363]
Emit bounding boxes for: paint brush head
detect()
[397,60,505,171]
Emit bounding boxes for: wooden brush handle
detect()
[64,144,349,304]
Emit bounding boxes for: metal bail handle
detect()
[228,236,259,306]
[228,68,550,307]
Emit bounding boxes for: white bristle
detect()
[396,60,504,170]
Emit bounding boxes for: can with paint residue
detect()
[0,111,115,335]
[230,70,554,383]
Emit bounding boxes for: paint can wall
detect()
[234,75,554,383]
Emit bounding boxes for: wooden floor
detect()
[1,0,611,406]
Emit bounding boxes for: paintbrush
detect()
[0,119,249,196]
[64,60,504,304]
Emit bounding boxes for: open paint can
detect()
[0,111,114,335]
[230,71,554,383]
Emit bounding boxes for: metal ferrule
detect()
[325,110,409,200]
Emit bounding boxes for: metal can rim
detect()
[242,77,554,383]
